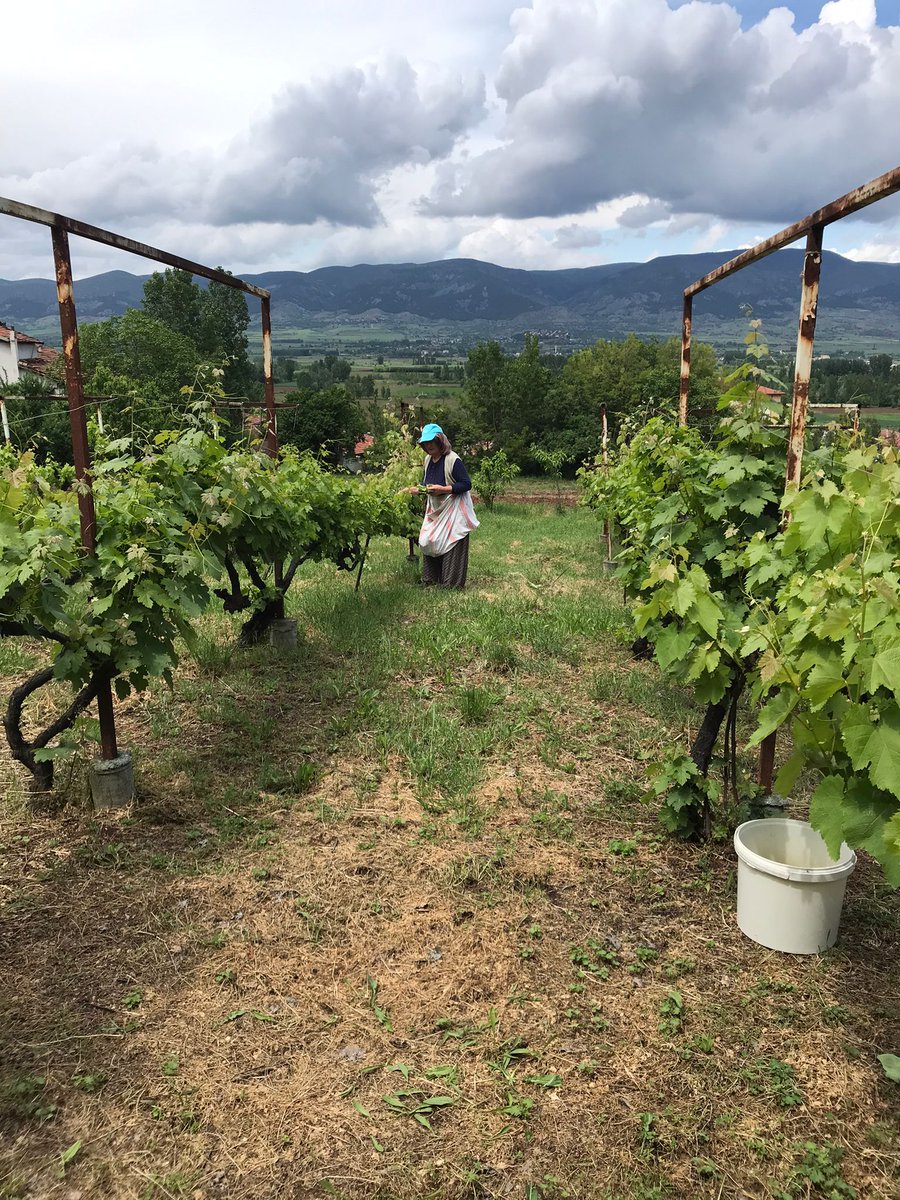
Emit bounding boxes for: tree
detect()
[0,373,71,462]
[78,309,201,438]
[142,269,203,343]
[471,449,520,510]
[869,353,893,379]
[294,355,353,391]
[531,445,572,507]
[279,384,365,462]
[141,267,254,397]
[463,341,507,439]
[199,274,253,394]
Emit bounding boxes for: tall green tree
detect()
[199,274,253,394]
[141,267,254,396]
[78,309,201,438]
[463,340,507,439]
[279,384,365,463]
[142,268,203,343]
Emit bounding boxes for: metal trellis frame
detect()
[0,195,279,762]
[677,164,900,792]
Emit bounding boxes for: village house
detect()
[0,324,58,386]
[0,324,19,386]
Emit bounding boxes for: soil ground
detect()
[1,506,897,1200]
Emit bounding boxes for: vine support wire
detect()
[1,193,279,766]
[678,164,900,794]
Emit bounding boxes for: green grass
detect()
[1,504,898,1200]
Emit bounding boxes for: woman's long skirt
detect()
[421,534,470,589]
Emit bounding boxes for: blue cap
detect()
[418,423,444,444]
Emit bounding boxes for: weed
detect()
[570,944,606,980]
[123,987,144,1010]
[214,967,237,986]
[457,685,498,724]
[741,1057,804,1108]
[628,946,659,976]
[658,990,685,1037]
[140,1171,197,1198]
[773,1141,856,1199]
[576,1059,604,1078]
[687,1035,714,1055]
[381,1090,456,1129]
[523,1072,563,1089]
[607,836,639,856]
[55,1140,82,1175]
[499,1092,534,1119]
[637,1111,661,1158]
[295,900,327,942]
[663,957,695,979]
[257,760,318,794]
[819,1003,850,1027]
[162,1057,180,1077]
[0,1073,56,1122]
[367,976,393,1032]
[423,1065,459,1086]
[71,1072,107,1093]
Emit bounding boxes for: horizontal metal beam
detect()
[684,165,900,297]
[0,195,270,300]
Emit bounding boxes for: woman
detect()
[410,423,478,588]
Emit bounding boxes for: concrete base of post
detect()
[269,618,298,650]
[601,559,617,576]
[89,751,134,812]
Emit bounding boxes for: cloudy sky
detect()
[2,0,899,280]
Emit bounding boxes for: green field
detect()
[2,507,897,1200]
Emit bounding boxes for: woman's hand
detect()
[425,484,453,495]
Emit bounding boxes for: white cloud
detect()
[818,0,877,30]
[2,1,900,278]
[554,224,606,249]
[842,238,900,263]
[211,58,486,227]
[618,199,672,229]
[424,0,900,229]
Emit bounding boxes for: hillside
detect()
[2,250,900,353]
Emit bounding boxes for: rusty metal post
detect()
[601,405,613,561]
[52,226,97,550]
[784,224,824,489]
[260,295,277,458]
[678,294,692,426]
[758,224,825,793]
[51,225,118,760]
[259,295,285,616]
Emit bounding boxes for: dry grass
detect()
[1,510,898,1200]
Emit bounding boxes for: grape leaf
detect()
[808,776,847,861]
[870,647,900,699]
[842,710,900,801]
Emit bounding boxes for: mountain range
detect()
[2,249,899,352]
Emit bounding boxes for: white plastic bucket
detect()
[733,819,856,954]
